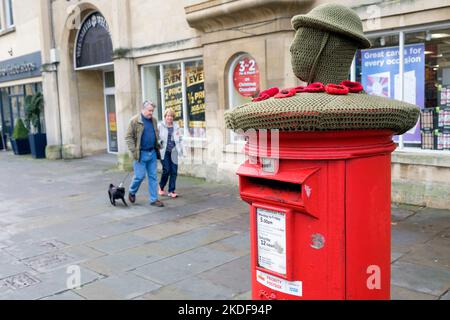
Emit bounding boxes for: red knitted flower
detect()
[274,88,297,99]
[293,85,307,93]
[325,84,349,95]
[340,80,364,93]
[252,87,280,102]
[252,93,270,102]
[304,82,325,93]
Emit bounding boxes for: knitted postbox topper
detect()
[225,3,420,135]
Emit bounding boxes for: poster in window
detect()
[233,56,260,98]
[361,43,425,144]
[185,61,206,139]
[163,64,183,127]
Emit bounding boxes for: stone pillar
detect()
[57,40,83,159]
[42,70,63,159]
[38,0,62,159]
[111,0,137,171]
[114,59,138,171]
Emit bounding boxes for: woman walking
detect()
[158,108,183,198]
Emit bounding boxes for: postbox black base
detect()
[29,133,47,159]
[11,138,31,155]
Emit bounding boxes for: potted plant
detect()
[10,118,31,155]
[25,92,47,159]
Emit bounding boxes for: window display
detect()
[185,61,205,139]
[142,59,205,139]
[356,28,450,151]
[163,63,184,127]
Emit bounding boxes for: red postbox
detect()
[237,130,395,300]
[225,4,420,300]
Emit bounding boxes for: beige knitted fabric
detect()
[225,4,420,134]
[225,93,420,135]
[291,3,371,49]
[291,27,358,84]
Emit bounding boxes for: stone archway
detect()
[56,6,115,158]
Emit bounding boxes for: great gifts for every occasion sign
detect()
[233,57,260,97]
[361,43,425,144]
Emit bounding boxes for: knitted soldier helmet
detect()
[224,4,420,135]
[290,3,371,84]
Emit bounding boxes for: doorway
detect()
[103,71,117,154]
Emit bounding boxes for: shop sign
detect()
[233,57,260,97]
[75,12,113,69]
[186,62,206,138]
[0,52,42,83]
[361,43,425,144]
[164,65,184,126]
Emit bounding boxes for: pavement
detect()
[0,151,449,300]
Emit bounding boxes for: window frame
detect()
[0,0,3,32]
[140,57,205,142]
[4,0,13,28]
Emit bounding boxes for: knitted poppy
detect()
[304,82,325,93]
[252,87,280,102]
[340,80,364,93]
[252,93,270,102]
[293,85,307,93]
[274,88,297,99]
[325,84,349,95]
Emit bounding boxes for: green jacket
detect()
[125,114,161,162]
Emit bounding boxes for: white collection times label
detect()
[256,208,286,275]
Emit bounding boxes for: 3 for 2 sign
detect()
[233,57,260,97]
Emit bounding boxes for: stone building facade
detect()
[0,0,449,208]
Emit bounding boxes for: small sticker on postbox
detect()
[261,158,276,174]
[256,270,303,297]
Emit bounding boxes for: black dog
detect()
[108,184,128,207]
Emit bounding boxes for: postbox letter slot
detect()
[241,177,303,208]
[246,177,302,194]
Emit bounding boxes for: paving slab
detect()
[86,233,150,254]
[41,290,86,300]
[0,152,449,300]
[0,266,102,300]
[136,276,236,300]
[132,247,238,286]
[391,285,438,300]
[81,251,160,277]
[75,273,161,300]
[391,261,450,296]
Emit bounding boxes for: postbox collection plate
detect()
[256,208,287,275]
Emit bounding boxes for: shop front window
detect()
[227,53,261,143]
[142,66,163,121]
[405,28,450,151]
[185,60,205,139]
[0,89,11,138]
[163,63,184,128]
[0,83,44,142]
[142,59,205,139]
[356,28,450,151]
[5,0,13,28]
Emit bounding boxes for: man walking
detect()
[126,101,164,207]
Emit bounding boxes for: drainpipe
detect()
[49,0,63,159]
